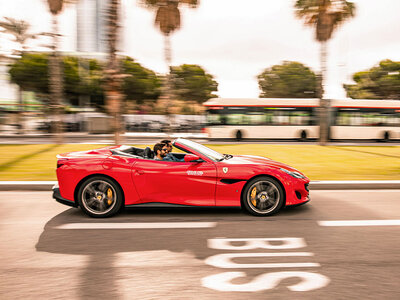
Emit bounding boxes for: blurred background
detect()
[0,0,399,145]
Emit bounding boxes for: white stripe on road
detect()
[56,222,217,229]
[205,252,320,269]
[318,220,400,227]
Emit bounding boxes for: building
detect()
[76,0,109,54]
[0,56,19,109]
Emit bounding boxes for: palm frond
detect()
[47,0,64,15]
[295,0,355,41]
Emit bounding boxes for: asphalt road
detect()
[1,190,399,299]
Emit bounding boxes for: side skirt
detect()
[125,202,239,209]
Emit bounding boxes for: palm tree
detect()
[294,0,355,145]
[0,17,37,54]
[104,0,124,145]
[47,0,67,144]
[0,17,37,133]
[144,0,198,68]
[143,0,199,129]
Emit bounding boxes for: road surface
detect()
[0,190,399,299]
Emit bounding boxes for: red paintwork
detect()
[56,140,310,208]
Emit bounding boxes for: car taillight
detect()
[202,127,208,134]
[57,158,69,168]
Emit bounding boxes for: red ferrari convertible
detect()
[53,138,310,217]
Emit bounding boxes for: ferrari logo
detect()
[223,167,228,174]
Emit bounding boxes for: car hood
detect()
[225,155,300,172]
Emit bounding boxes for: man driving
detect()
[160,139,184,162]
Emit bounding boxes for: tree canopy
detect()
[169,64,218,103]
[8,53,162,108]
[344,60,400,99]
[257,61,318,98]
[294,0,355,42]
[144,0,198,36]
[121,57,162,104]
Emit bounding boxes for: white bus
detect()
[330,99,400,141]
[203,98,400,141]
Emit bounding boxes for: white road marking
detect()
[205,252,320,268]
[208,237,306,250]
[202,271,330,292]
[56,222,217,229]
[318,220,400,227]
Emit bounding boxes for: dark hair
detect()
[161,140,172,145]
[153,143,166,155]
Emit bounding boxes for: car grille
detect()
[305,183,309,192]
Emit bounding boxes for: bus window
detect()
[290,111,311,125]
[206,113,222,125]
[248,113,264,125]
[226,114,242,125]
[264,112,273,124]
[334,107,400,127]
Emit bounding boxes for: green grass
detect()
[0,144,399,181]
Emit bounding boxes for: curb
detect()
[0,181,400,191]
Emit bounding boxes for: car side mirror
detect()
[184,154,202,162]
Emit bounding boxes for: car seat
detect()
[143,147,154,159]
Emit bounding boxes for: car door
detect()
[132,158,217,206]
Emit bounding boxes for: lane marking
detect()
[318,220,400,227]
[202,272,330,292]
[205,252,320,268]
[56,222,217,229]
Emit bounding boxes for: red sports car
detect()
[53,138,310,217]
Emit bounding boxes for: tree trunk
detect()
[164,33,173,136]
[106,0,122,145]
[17,89,24,134]
[319,41,329,146]
[164,33,172,68]
[49,15,64,144]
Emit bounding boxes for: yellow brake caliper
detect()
[107,188,113,205]
[250,187,257,207]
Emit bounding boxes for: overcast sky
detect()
[1,0,400,99]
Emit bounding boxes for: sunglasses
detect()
[161,148,168,152]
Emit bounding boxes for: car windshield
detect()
[175,138,224,162]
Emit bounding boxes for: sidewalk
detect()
[1,181,400,191]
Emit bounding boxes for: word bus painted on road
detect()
[202,237,330,292]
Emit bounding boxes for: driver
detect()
[153,143,168,160]
[160,139,184,162]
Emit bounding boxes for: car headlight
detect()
[280,168,305,179]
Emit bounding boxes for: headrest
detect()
[143,147,154,159]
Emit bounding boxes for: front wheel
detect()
[77,176,123,218]
[242,176,285,216]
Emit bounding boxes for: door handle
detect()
[136,170,145,175]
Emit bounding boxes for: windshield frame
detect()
[173,138,224,162]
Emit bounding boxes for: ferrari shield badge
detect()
[223,167,228,174]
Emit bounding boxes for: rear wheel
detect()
[77,176,123,218]
[382,131,391,142]
[242,176,285,216]
[299,130,308,142]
